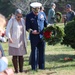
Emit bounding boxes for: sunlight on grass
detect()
[1,23,75,75]
[1,41,75,75]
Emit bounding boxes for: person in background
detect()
[0,44,5,57]
[0,14,14,75]
[0,51,14,75]
[64,4,75,25]
[63,4,75,60]
[40,6,47,20]
[48,3,56,24]
[0,31,7,43]
[26,2,48,71]
[40,6,45,15]
[6,9,27,73]
[0,53,8,73]
[0,14,6,56]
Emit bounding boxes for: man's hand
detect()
[32,30,39,34]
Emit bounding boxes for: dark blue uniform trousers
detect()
[30,38,45,70]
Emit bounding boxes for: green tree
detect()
[0,0,15,18]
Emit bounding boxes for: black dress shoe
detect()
[39,67,45,70]
[39,68,45,70]
[19,69,24,73]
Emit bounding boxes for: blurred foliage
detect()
[0,0,75,18]
[0,0,16,18]
[61,20,75,49]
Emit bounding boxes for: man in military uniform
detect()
[26,2,48,70]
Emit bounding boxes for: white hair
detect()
[15,9,22,15]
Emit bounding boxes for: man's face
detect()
[66,8,71,12]
[33,7,40,15]
[53,5,56,9]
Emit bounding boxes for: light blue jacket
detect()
[38,11,48,38]
[0,58,8,72]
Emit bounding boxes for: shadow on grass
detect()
[45,64,75,70]
[45,54,75,70]
[45,54,75,62]
[24,56,29,61]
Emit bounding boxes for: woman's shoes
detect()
[14,70,18,73]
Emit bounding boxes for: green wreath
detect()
[43,25,64,45]
[55,12,62,23]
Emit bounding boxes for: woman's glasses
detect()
[17,16,22,18]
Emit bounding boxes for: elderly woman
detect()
[6,9,27,73]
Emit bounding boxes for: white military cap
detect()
[30,2,42,8]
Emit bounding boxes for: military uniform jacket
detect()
[26,12,47,45]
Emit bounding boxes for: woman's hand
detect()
[8,38,13,43]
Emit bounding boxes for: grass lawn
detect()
[1,23,75,75]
